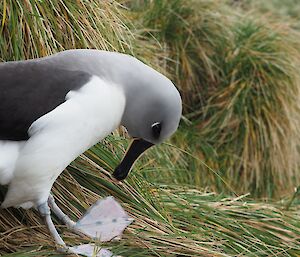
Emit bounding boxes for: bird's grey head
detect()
[112,62,182,181]
[121,75,182,144]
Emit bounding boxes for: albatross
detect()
[0,49,182,253]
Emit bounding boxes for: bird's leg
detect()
[38,200,105,257]
[42,196,133,257]
[48,195,86,237]
[48,195,76,229]
[37,201,69,253]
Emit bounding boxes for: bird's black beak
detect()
[113,138,154,181]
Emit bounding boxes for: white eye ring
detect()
[151,122,162,139]
[151,122,160,128]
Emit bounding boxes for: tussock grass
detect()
[128,0,233,113]
[131,0,300,197]
[197,18,300,196]
[1,141,300,256]
[229,0,300,30]
[0,0,135,61]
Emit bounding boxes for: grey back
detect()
[0,61,91,140]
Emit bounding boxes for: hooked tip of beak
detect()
[112,138,154,181]
[112,164,128,181]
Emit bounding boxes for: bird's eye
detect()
[151,122,162,139]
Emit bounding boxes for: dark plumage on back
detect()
[0,61,91,141]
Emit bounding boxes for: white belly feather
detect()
[0,141,24,185]
[1,76,125,209]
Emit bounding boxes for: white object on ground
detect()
[75,196,134,241]
[46,196,133,257]
[69,244,118,257]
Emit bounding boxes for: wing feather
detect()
[0,61,91,140]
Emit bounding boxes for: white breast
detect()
[0,141,25,185]
[1,76,125,209]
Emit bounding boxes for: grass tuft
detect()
[0,0,135,61]
[1,141,300,256]
[131,1,300,197]
[197,18,300,196]
[129,0,233,113]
